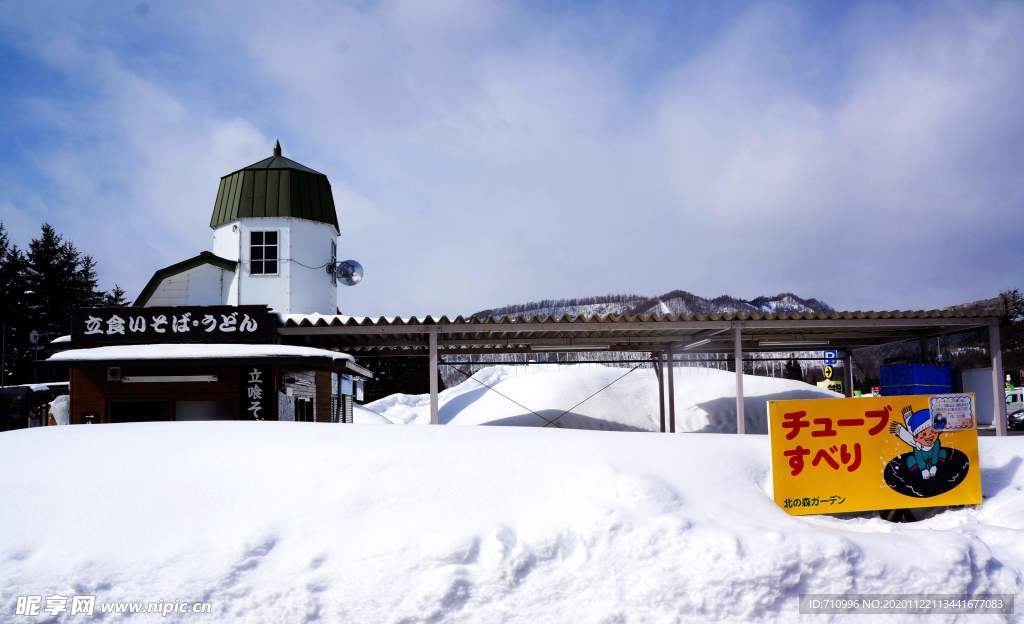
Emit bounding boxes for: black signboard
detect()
[72,305,275,346]
[241,366,274,420]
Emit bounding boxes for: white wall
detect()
[962,368,995,427]
[212,217,338,314]
[144,264,232,307]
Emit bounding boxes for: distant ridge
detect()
[472,291,832,319]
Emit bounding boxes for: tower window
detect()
[250,230,278,275]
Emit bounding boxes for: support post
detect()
[844,352,854,397]
[990,320,1007,436]
[653,352,666,433]
[735,324,745,434]
[429,328,439,425]
[666,346,676,433]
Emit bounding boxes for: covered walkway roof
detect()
[277,308,1001,356]
[277,306,1009,435]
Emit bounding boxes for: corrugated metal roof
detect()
[280,307,1001,328]
[276,306,1002,356]
[209,141,339,231]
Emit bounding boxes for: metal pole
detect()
[654,352,665,433]
[666,346,676,433]
[844,352,854,397]
[989,320,1007,436]
[429,328,439,425]
[735,324,745,434]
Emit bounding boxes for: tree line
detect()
[1,222,127,385]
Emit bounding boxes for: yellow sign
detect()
[816,380,843,394]
[767,394,981,516]
[823,365,833,379]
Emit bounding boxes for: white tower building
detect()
[135,142,341,315]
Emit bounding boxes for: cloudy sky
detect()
[1,1,1021,316]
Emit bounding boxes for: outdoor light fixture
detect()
[757,340,830,347]
[681,338,712,350]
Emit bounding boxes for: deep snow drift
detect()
[1,423,1021,623]
[358,364,838,432]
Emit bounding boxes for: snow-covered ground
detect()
[0,423,1021,623]
[358,364,838,432]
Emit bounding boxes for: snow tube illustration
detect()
[883,449,970,498]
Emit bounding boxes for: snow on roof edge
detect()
[46,343,354,363]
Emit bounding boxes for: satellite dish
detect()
[335,259,364,286]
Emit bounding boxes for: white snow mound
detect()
[364,364,838,432]
[0,423,1021,623]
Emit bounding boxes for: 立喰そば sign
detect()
[768,394,981,516]
[242,366,273,420]
[72,305,274,346]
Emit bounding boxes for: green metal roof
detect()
[209,141,340,231]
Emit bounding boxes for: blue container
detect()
[880,364,952,396]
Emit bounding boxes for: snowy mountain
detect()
[473,291,831,318]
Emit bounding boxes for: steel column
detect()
[666,346,676,433]
[654,352,666,433]
[735,324,745,434]
[990,321,1007,436]
[844,352,854,397]
[429,328,439,425]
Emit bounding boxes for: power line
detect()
[444,364,557,426]
[544,364,642,428]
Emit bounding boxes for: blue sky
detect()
[1,1,1022,315]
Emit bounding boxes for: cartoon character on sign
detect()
[890,406,946,479]
[883,405,970,498]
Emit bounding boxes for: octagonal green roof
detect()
[209,141,339,231]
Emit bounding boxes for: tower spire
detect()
[273,140,282,157]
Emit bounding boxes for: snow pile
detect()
[363,364,838,432]
[0,423,1020,623]
[48,394,69,426]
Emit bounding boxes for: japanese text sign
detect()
[241,366,273,420]
[72,306,274,346]
[768,394,981,516]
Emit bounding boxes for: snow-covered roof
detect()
[51,335,71,344]
[0,382,69,392]
[47,343,354,364]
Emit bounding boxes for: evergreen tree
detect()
[25,224,84,340]
[2,223,115,384]
[999,288,1024,383]
[0,223,29,385]
[103,285,129,306]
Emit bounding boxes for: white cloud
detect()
[2,1,1022,313]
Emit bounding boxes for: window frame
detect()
[248,229,280,277]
